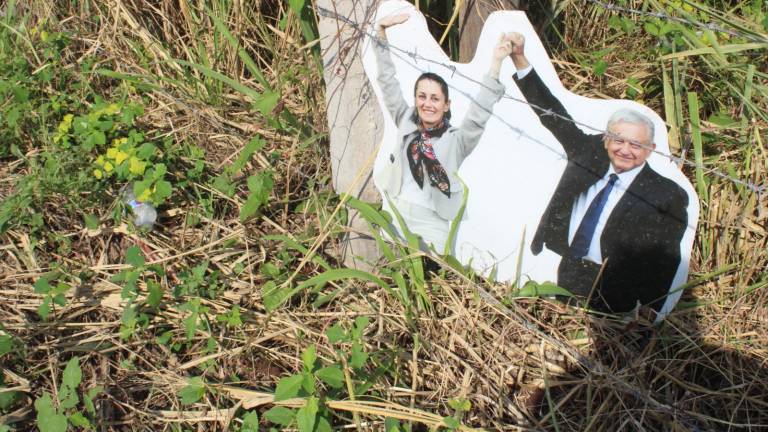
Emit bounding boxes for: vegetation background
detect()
[0,0,766,430]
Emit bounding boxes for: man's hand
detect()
[506,32,530,71]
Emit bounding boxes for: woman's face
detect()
[414,79,450,129]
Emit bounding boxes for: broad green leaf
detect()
[0,334,12,356]
[240,171,274,222]
[179,376,205,405]
[316,366,344,389]
[350,342,368,369]
[0,389,18,411]
[241,411,260,432]
[263,406,296,426]
[325,324,346,344]
[296,396,318,432]
[254,91,281,117]
[153,179,173,204]
[84,213,100,230]
[301,345,317,372]
[34,394,67,432]
[62,357,82,389]
[59,357,82,409]
[146,281,162,308]
[125,245,145,267]
[33,277,52,294]
[316,416,333,432]
[274,374,304,401]
[38,300,52,319]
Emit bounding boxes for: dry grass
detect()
[1,0,767,431]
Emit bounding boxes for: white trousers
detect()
[389,198,450,254]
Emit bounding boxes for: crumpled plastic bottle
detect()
[122,188,157,228]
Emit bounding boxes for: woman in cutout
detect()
[374,13,511,254]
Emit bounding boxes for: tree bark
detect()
[317,0,383,269]
[458,0,522,62]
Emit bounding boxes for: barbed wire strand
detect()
[316,6,766,199]
[584,0,768,44]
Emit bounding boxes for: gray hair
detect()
[606,108,655,143]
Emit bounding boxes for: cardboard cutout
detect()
[362,1,699,319]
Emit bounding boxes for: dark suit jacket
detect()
[515,69,689,312]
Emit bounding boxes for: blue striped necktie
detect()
[570,174,619,258]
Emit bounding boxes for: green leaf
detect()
[289,0,305,14]
[34,394,68,432]
[146,281,162,308]
[240,171,274,222]
[325,324,346,344]
[316,366,344,389]
[593,60,608,76]
[83,386,103,415]
[125,245,145,267]
[254,91,281,117]
[59,356,82,408]
[68,412,91,428]
[241,411,260,432]
[231,137,265,174]
[0,389,18,411]
[274,374,304,401]
[84,213,100,230]
[350,342,368,369]
[262,281,292,312]
[153,179,172,204]
[443,416,460,430]
[263,406,296,426]
[316,416,333,432]
[179,376,205,405]
[301,345,317,372]
[513,281,574,298]
[385,418,403,432]
[352,316,369,339]
[0,334,13,356]
[296,396,318,432]
[38,300,52,319]
[34,277,52,294]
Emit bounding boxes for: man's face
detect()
[604,121,655,173]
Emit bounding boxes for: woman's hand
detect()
[376,13,409,38]
[489,33,513,79]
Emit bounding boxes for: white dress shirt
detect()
[568,164,644,263]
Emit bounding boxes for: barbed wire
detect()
[316,6,766,199]
[584,0,768,44]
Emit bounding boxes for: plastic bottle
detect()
[122,188,157,228]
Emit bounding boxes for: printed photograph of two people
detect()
[363,1,699,320]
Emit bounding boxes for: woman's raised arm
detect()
[373,13,411,126]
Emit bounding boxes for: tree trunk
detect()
[458,0,522,62]
[317,0,383,269]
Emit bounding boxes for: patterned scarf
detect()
[406,119,451,198]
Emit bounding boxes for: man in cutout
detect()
[508,33,689,314]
